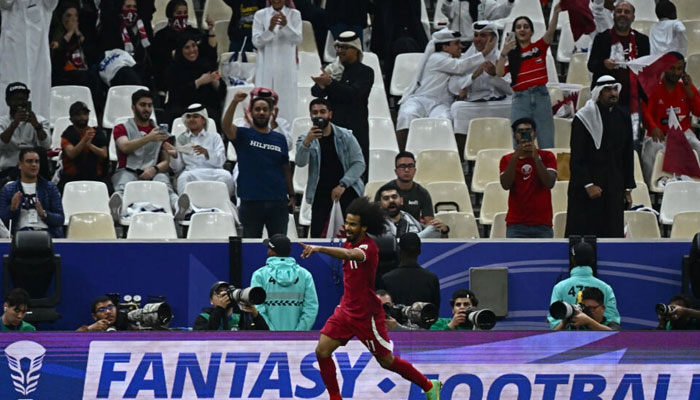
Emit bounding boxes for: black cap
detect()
[69,101,90,117]
[209,281,229,298]
[6,82,29,98]
[398,232,421,254]
[264,234,291,257]
[571,242,594,266]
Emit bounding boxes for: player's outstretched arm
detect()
[300,243,365,261]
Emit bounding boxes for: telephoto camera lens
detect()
[226,286,267,305]
[655,303,672,315]
[466,309,497,330]
[550,301,580,320]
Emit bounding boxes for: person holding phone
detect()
[499,117,557,238]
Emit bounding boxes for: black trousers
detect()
[310,187,358,238]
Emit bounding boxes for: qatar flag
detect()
[560,0,595,41]
[663,108,700,178]
[624,52,681,98]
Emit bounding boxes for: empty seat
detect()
[293,163,308,194]
[187,212,237,239]
[676,0,700,21]
[201,0,232,30]
[501,0,546,25]
[298,51,322,87]
[406,118,457,155]
[624,210,660,239]
[566,53,590,86]
[425,181,474,214]
[659,181,700,224]
[214,20,231,59]
[490,212,507,238]
[627,0,658,21]
[67,212,117,239]
[556,21,591,62]
[300,21,318,53]
[551,180,569,214]
[290,117,312,158]
[465,118,512,161]
[435,212,480,239]
[363,52,385,87]
[296,86,315,119]
[576,86,590,110]
[51,117,72,152]
[671,211,700,239]
[183,181,236,215]
[471,149,511,194]
[62,181,111,225]
[368,89,392,119]
[127,213,178,239]
[480,181,509,225]
[553,211,567,238]
[414,150,464,183]
[553,117,572,148]
[365,181,385,198]
[369,149,399,183]
[369,117,398,151]
[631,181,652,207]
[389,53,423,96]
[121,181,174,225]
[50,85,97,127]
[103,85,152,129]
[684,21,700,54]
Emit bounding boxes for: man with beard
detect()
[565,75,635,238]
[640,53,700,183]
[223,91,294,238]
[373,151,434,223]
[295,98,365,238]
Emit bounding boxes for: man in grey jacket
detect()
[295,98,365,238]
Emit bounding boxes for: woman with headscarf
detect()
[165,34,225,131]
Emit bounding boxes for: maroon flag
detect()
[663,108,700,178]
[625,53,680,98]
[560,0,595,40]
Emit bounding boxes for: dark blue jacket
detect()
[0,177,64,238]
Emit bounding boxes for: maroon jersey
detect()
[338,236,382,320]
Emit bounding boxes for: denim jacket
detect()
[295,123,365,205]
[0,177,65,238]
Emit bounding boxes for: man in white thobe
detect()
[252,0,302,123]
[441,0,514,43]
[0,0,58,119]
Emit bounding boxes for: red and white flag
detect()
[560,0,595,41]
[624,52,680,98]
[323,201,345,239]
[663,108,700,178]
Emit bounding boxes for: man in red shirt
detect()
[499,117,557,238]
[640,53,700,183]
[301,197,442,400]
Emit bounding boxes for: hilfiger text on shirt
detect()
[250,140,282,153]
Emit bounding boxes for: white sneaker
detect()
[175,193,190,220]
[109,193,122,221]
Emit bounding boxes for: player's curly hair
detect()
[346,197,387,236]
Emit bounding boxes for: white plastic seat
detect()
[287,214,299,240]
[649,151,700,193]
[103,85,152,129]
[369,149,398,183]
[218,51,256,76]
[479,181,509,225]
[298,51,323,87]
[62,181,111,225]
[471,149,511,194]
[67,212,117,239]
[676,0,700,21]
[551,180,569,214]
[183,181,236,216]
[298,190,312,226]
[490,212,507,238]
[187,212,237,239]
[627,0,658,22]
[659,181,700,225]
[300,21,318,54]
[223,84,255,121]
[548,85,564,106]
[293,163,308,194]
[631,181,652,208]
[576,86,591,110]
[500,0,546,26]
[50,85,97,127]
[152,0,197,31]
[556,21,591,63]
[419,0,430,39]
[368,88,392,119]
[363,52,384,87]
[390,53,423,96]
[685,22,700,64]
[671,211,700,239]
[553,211,567,238]
[414,150,464,184]
[566,53,590,86]
[687,54,700,92]
[406,118,457,155]
[553,117,572,148]
[632,19,656,36]
[426,181,474,215]
[369,117,398,151]
[435,211,480,239]
[121,181,173,225]
[201,0,232,30]
[546,48,559,84]
[465,117,513,161]
[214,20,231,59]
[51,117,72,153]
[296,86,315,119]
[290,117,312,158]
[624,210,660,239]
[432,0,449,29]
[365,181,385,198]
[323,30,337,63]
[127,213,178,239]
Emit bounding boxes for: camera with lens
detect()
[550,301,584,321]
[312,116,329,130]
[655,303,676,316]
[225,285,266,306]
[107,293,173,330]
[459,307,497,330]
[383,302,438,329]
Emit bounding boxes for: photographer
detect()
[377,289,415,331]
[430,289,479,331]
[193,281,268,331]
[1,288,35,331]
[657,294,700,330]
[76,296,133,332]
[554,287,621,331]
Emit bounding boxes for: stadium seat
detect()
[121,181,174,226]
[223,84,255,121]
[435,211,480,239]
[627,0,658,22]
[684,21,700,55]
[300,21,318,54]
[546,49,559,84]
[62,181,111,225]
[369,117,399,151]
[369,149,399,183]
[103,85,152,129]
[298,190,312,226]
[214,20,231,59]
[624,210,660,239]
[414,150,464,183]
[576,86,590,110]
[501,0,546,25]
[419,0,430,39]
[687,54,700,91]
[406,118,457,155]
[549,0,570,29]
[465,118,512,161]
[183,181,237,216]
[67,212,117,239]
[676,0,700,21]
[632,19,656,36]
[545,147,571,160]
[425,181,474,215]
[107,117,127,162]
[566,53,590,86]
[293,163,308,194]
[432,0,449,29]
[551,180,569,214]
[553,117,572,149]
[298,51,322,87]
[480,182,508,225]
[368,89,392,119]
[659,181,700,224]
[49,86,97,127]
[287,214,299,240]
[297,86,315,119]
[553,211,567,238]
[649,151,700,193]
[323,31,336,63]
[152,0,197,31]
[227,142,237,162]
[187,212,237,239]
[548,85,564,106]
[290,117,312,157]
[127,213,178,239]
[389,53,423,96]
[201,0,232,30]
[490,212,507,238]
[364,181,385,198]
[471,149,511,194]
[670,211,700,239]
[556,22,591,63]
[362,52,384,88]
[51,117,72,155]
[633,149,645,183]
[631,181,652,207]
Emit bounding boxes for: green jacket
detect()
[429,317,471,331]
[1,321,35,331]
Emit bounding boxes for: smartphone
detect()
[26,101,32,113]
[159,123,169,135]
[520,129,532,142]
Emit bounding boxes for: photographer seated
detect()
[193,281,268,331]
[430,289,479,331]
[657,294,700,330]
[2,288,35,331]
[76,296,133,332]
[377,289,415,331]
[554,287,621,331]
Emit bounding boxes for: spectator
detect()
[250,234,319,330]
[565,75,635,238]
[58,101,109,193]
[76,296,133,332]
[380,233,441,309]
[109,90,179,219]
[0,149,64,238]
[295,98,365,238]
[373,151,434,223]
[449,21,512,161]
[294,0,327,60]
[237,87,294,150]
[252,0,302,122]
[0,82,51,183]
[554,287,621,331]
[641,53,700,184]
[193,281,269,330]
[657,294,700,330]
[441,0,514,45]
[1,288,35,332]
[222,91,294,238]
[165,33,225,130]
[0,0,55,119]
[649,0,687,56]
[162,103,235,196]
[496,6,562,149]
[379,187,447,240]
[311,31,373,178]
[397,28,494,151]
[430,289,478,331]
[548,242,620,329]
[224,0,265,52]
[499,118,557,238]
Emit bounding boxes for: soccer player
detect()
[300,197,442,400]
